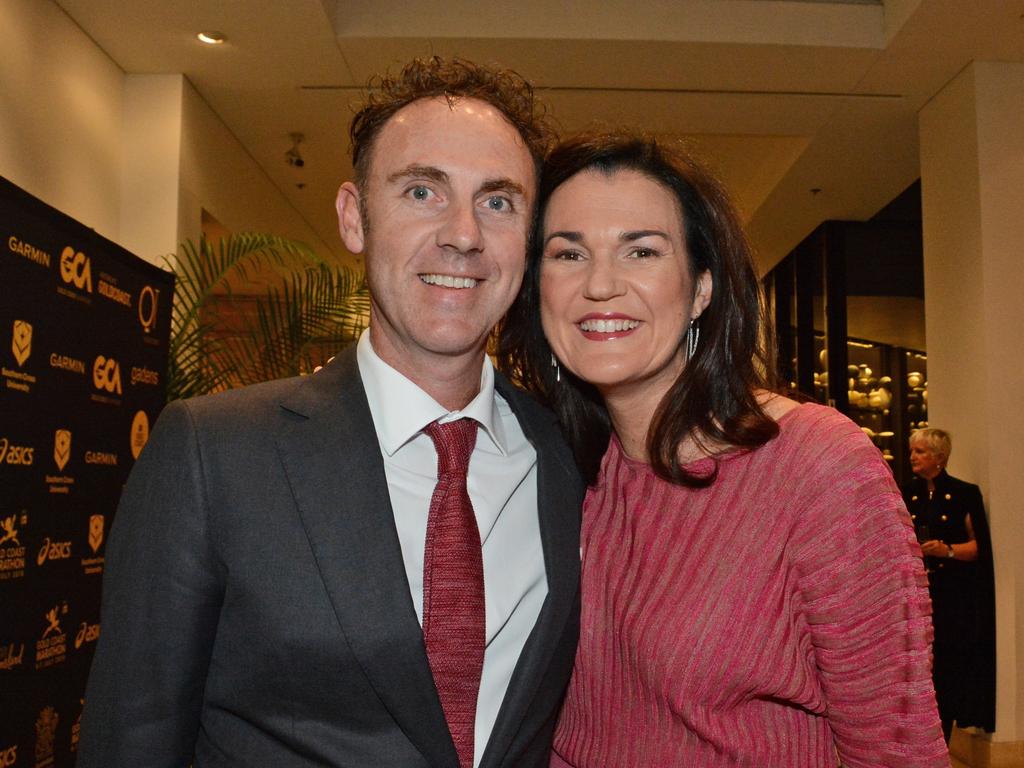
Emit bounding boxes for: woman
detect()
[904,428,995,742]
[500,133,947,766]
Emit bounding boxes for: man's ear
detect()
[336,182,366,254]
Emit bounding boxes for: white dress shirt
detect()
[356,331,547,768]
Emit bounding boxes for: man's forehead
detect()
[368,96,534,180]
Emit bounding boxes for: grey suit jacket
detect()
[78,347,584,767]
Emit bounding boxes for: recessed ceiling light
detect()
[197,31,227,45]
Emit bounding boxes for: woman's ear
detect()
[692,269,713,319]
[336,182,366,254]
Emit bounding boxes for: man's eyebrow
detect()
[544,230,583,246]
[479,178,526,198]
[386,165,449,185]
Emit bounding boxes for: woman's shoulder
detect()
[767,398,867,445]
[753,398,888,482]
[940,471,982,495]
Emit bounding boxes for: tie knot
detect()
[423,419,478,477]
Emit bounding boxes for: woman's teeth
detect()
[578,319,640,332]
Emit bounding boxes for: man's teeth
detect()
[420,274,478,289]
[578,319,640,332]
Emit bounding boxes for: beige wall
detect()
[0,0,124,242]
[0,0,329,268]
[920,60,1024,744]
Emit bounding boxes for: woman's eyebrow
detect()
[544,230,583,246]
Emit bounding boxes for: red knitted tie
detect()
[421,418,485,768]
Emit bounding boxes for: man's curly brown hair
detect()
[349,56,554,189]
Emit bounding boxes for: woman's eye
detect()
[628,247,658,259]
[548,249,583,261]
[484,195,513,212]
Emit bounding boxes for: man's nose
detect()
[436,198,483,254]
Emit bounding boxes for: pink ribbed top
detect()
[553,403,948,768]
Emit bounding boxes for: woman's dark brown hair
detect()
[498,132,779,486]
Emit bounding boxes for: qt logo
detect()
[11,320,31,366]
[93,356,122,394]
[138,285,160,333]
[53,429,71,471]
[60,247,92,292]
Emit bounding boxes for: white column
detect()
[919,61,1024,750]
[120,74,185,266]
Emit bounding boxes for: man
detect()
[79,57,583,768]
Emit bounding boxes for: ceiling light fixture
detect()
[197,31,227,45]
[285,132,305,168]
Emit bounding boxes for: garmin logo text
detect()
[84,451,118,466]
[50,353,86,375]
[9,235,51,268]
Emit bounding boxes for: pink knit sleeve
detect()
[789,428,949,767]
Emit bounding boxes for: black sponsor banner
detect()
[0,176,173,767]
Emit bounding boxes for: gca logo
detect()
[60,247,92,292]
[11,320,31,366]
[92,356,122,394]
[0,745,17,768]
[0,437,34,466]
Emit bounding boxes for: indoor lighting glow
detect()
[197,31,227,45]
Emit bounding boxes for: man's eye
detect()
[484,196,513,212]
[408,185,433,201]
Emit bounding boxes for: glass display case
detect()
[764,203,926,486]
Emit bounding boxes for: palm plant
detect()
[166,233,370,401]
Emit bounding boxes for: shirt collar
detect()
[356,330,509,457]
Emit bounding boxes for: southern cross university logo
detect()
[11,321,31,366]
[54,430,71,471]
[88,515,104,553]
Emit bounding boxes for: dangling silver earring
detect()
[550,352,561,382]
[685,319,700,362]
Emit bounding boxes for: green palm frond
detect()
[217,263,370,386]
[165,233,367,401]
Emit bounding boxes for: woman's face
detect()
[539,168,712,400]
[909,441,943,479]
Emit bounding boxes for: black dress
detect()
[902,471,995,732]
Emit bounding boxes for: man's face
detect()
[337,96,535,379]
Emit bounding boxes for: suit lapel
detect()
[481,377,582,768]
[275,348,457,768]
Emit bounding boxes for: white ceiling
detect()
[54,0,1024,272]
